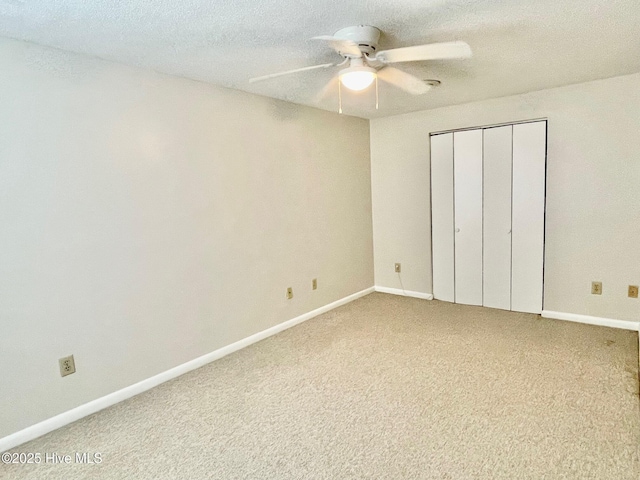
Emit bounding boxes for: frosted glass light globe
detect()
[339,67,376,91]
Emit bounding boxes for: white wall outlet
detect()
[312,278,317,290]
[59,355,76,377]
[395,263,401,273]
[286,287,293,299]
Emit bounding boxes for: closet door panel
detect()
[511,121,546,313]
[430,133,455,302]
[482,126,512,310]
[453,129,483,306]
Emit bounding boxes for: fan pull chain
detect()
[375,75,379,110]
[338,80,342,114]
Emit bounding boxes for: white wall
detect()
[0,37,373,437]
[371,73,640,322]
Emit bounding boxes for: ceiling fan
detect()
[249,25,472,109]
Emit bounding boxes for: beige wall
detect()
[3,32,639,441]
[0,38,373,437]
[371,73,640,322]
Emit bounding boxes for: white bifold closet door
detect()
[511,122,546,313]
[453,130,483,306]
[482,126,512,310]
[430,120,546,314]
[430,133,455,302]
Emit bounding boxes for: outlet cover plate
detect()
[286,287,293,300]
[312,278,317,290]
[395,263,401,273]
[591,281,602,295]
[629,285,638,298]
[59,355,76,377]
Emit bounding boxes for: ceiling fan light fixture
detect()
[339,66,376,91]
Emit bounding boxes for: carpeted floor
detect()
[2,293,639,479]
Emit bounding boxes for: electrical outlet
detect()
[591,281,602,295]
[59,355,76,377]
[395,263,401,273]
[628,285,638,298]
[286,287,293,300]
[312,278,317,290]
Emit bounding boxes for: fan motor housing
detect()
[333,25,381,56]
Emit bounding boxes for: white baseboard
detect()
[374,286,433,300]
[0,286,375,453]
[542,310,640,332]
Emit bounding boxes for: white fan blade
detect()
[312,35,362,57]
[376,41,472,64]
[377,67,432,95]
[313,76,339,103]
[249,63,334,83]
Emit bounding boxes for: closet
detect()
[430,120,546,314]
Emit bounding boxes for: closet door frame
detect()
[429,118,548,312]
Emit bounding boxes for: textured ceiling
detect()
[1,0,639,119]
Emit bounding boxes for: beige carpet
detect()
[2,293,639,479]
